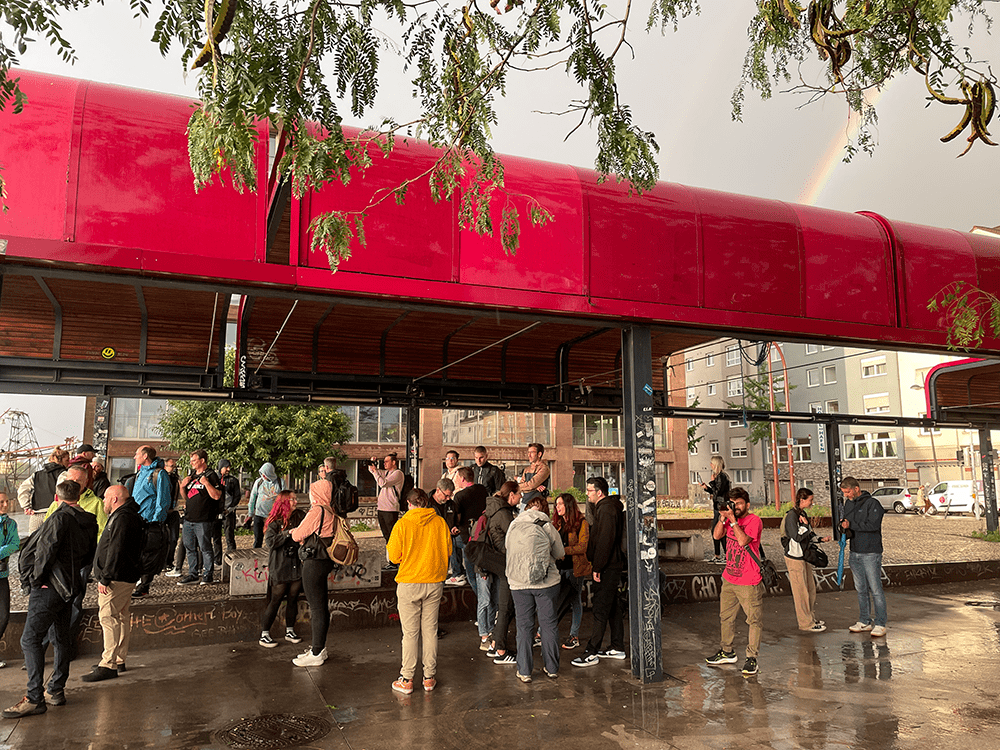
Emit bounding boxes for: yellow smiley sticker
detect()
[101,347,116,360]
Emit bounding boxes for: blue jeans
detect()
[184,520,215,582]
[456,536,496,636]
[561,569,583,637]
[849,552,887,627]
[23,586,73,703]
[512,584,560,677]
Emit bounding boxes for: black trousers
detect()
[224,511,237,552]
[302,558,335,654]
[136,522,167,591]
[261,579,303,632]
[585,566,624,656]
[490,574,515,652]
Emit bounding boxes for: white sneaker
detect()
[164,569,182,578]
[597,649,627,660]
[292,649,328,667]
[870,625,887,637]
[445,575,467,587]
[849,622,873,633]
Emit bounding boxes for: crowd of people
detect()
[0,441,890,714]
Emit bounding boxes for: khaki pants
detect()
[396,582,444,681]
[785,556,818,629]
[719,579,763,658]
[27,513,46,534]
[97,581,134,668]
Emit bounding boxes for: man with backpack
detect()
[369,452,404,570]
[572,476,627,668]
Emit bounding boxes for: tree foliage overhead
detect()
[0,0,995,246]
[156,398,352,479]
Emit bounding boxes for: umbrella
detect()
[837,533,846,588]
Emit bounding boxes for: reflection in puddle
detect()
[842,641,892,682]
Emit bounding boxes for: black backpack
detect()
[395,472,415,509]
[329,470,359,517]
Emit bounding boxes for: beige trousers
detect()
[97,580,134,668]
[785,556,818,629]
[719,579,763,658]
[27,513,46,534]
[396,582,444,681]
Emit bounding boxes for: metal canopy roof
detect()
[928,358,1000,425]
[0,262,711,411]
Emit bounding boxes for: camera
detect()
[360,458,379,468]
[715,498,736,513]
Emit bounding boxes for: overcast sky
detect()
[3,1,998,447]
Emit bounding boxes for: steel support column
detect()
[405,402,421,490]
[621,326,662,684]
[826,423,844,538]
[978,429,997,533]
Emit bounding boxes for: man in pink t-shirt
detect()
[705,487,764,676]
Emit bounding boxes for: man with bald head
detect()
[81,485,144,682]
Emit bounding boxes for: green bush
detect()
[971,529,1000,543]
[550,486,586,505]
[350,522,373,533]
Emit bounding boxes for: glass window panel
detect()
[379,407,402,443]
[357,406,379,442]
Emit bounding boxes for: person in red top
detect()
[705,487,764,676]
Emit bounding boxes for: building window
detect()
[730,438,748,459]
[863,393,891,415]
[111,398,170,440]
[685,358,694,371]
[572,414,622,447]
[805,344,819,354]
[706,353,716,367]
[690,471,701,484]
[108,457,135,485]
[709,419,718,425]
[726,345,739,367]
[861,356,887,378]
[826,400,840,413]
[808,402,822,413]
[710,440,720,454]
[707,383,717,396]
[442,410,549,446]
[652,417,672,449]
[770,346,781,363]
[806,368,819,387]
[844,432,897,459]
[345,406,406,443]
[733,469,752,484]
[823,365,837,384]
[655,463,670,495]
[689,441,699,456]
[821,345,835,351]
[729,420,741,428]
[572,462,623,495]
[778,438,812,463]
[727,377,743,397]
[687,387,697,403]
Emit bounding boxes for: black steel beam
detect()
[405,403,421,489]
[979,429,998,533]
[826,423,844,541]
[621,325,662,684]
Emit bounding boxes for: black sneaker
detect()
[741,657,759,676]
[177,574,199,585]
[705,649,738,666]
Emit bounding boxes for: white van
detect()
[925,480,982,516]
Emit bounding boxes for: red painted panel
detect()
[70,79,257,260]
[458,156,584,296]
[792,205,895,326]
[694,188,804,317]
[583,174,700,308]
[303,134,454,281]
[0,73,79,240]
[889,221,979,333]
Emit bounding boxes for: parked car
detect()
[925,480,982,516]
[870,486,915,514]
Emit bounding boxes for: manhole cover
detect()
[214,714,332,749]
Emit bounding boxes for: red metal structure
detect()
[1,69,998,407]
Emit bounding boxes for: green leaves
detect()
[928,281,1000,350]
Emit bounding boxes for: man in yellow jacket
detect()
[386,487,452,695]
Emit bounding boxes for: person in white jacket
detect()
[505,496,564,683]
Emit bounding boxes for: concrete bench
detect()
[657,531,704,561]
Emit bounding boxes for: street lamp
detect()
[910,383,941,483]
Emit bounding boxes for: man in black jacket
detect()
[218,460,242,554]
[572,476,626,667]
[841,476,888,637]
[81,485,145,682]
[472,446,505,495]
[4,480,98,718]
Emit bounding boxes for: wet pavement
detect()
[1,580,999,749]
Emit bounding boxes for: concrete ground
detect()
[1,579,998,749]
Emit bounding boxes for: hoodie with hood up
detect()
[248,462,282,519]
[386,506,452,584]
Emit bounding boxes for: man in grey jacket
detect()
[840,476,888,637]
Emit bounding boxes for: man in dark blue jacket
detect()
[82,484,145,682]
[840,476,888,637]
[4,480,97,718]
[572,476,626,667]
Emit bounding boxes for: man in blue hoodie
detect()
[127,445,172,598]
[247,462,281,549]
